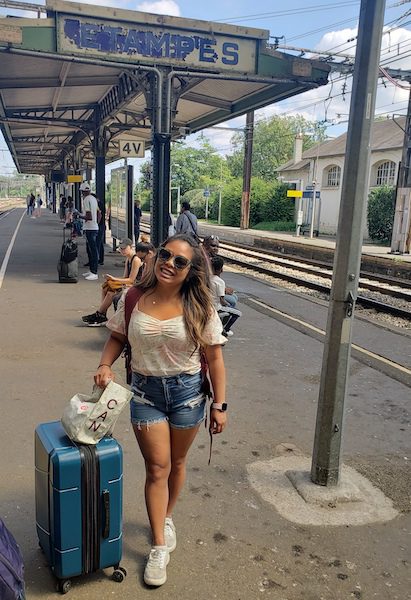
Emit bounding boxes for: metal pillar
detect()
[240,111,254,230]
[127,164,134,241]
[150,70,171,247]
[94,126,109,253]
[152,133,171,246]
[311,0,386,486]
[391,89,411,253]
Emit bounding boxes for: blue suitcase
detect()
[35,421,126,594]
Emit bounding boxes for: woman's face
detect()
[155,239,194,286]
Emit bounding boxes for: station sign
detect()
[67,174,83,183]
[287,190,303,198]
[119,139,145,158]
[57,14,258,73]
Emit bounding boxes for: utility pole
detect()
[240,111,254,229]
[390,85,411,253]
[311,0,386,486]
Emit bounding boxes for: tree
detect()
[367,186,396,243]
[227,115,327,181]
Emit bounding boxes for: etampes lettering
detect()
[63,19,239,66]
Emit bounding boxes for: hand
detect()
[94,365,114,388]
[209,409,227,434]
[225,286,235,295]
[105,274,113,280]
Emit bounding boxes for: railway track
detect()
[140,223,411,321]
[221,249,411,322]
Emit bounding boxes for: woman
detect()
[94,234,227,587]
[82,238,142,327]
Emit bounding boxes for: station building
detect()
[277,116,405,236]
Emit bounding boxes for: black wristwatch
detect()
[211,403,227,412]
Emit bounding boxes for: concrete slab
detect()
[247,454,399,527]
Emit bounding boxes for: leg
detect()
[167,425,200,517]
[98,290,115,314]
[133,422,171,547]
[86,230,99,274]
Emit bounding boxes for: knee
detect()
[170,456,187,475]
[146,461,171,484]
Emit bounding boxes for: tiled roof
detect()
[277,116,405,172]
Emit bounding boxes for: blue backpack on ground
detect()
[0,519,25,600]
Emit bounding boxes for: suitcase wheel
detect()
[57,579,72,594]
[112,566,127,583]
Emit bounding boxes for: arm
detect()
[205,344,227,434]
[108,256,142,285]
[94,331,127,388]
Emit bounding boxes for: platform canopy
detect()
[0,0,330,176]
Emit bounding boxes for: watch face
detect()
[221,403,228,411]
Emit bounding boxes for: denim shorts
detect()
[130,371,206,430]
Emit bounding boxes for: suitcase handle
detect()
[102,489,110,539]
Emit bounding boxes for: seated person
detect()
[111,241,155,311]
[203,236,238,307]
[82,238,147,327]
[210,256,242,337]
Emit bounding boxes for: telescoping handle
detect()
[102,489,110,539]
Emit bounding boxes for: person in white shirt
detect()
[210,255,242,337]
[79,182,100,280]
[94,234,227,587]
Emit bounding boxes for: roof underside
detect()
[0,1,330,175]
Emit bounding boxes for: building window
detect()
[376,161,396,186]
[325,165,341,187]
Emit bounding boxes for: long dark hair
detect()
[137,234,214,348]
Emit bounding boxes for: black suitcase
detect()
[58,229,78,283]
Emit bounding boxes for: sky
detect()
[1,0,411,178]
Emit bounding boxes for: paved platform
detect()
[0,208,410,599]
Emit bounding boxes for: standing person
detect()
[29,193,36,218]
[35,193,43,217]
[175,201,198,239]
[26,193,32,216]
[79,182,100,281]
[94,234,227,587]
[134,199,142,245]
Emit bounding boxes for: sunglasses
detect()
[157,248,192,270]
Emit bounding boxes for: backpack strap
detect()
[125,286,144,338]
[124,286,144,385]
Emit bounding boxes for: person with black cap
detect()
[79,182,100,281]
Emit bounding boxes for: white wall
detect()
[280,148,402,236]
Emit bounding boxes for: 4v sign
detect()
[119,139,145,158]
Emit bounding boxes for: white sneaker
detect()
[82,271,91,277]
[164,517,176,553]
[226,330,234,337]
[85,273,98,281]
[144,546,169,587]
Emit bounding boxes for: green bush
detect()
[139,189,151,211]
[252,221,296,231]
[220,178,274,227]
[367,186,395,243]
[181,189,207,219]
[260,183,295,222]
